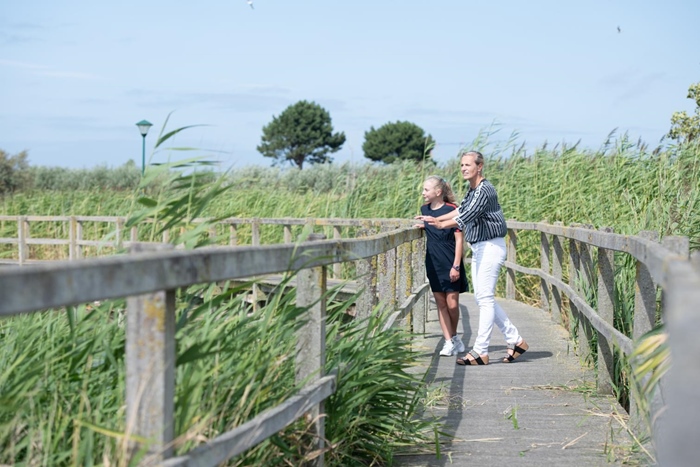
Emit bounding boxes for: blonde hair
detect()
[461,150,484,166]
[425,175,456,203]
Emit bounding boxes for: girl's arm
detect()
[449,230,463,282]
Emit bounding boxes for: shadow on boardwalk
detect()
[396,294,647,466]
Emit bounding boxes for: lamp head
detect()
[135,120,153,137]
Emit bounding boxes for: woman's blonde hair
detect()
[425,175,456,203]
[460,150,484,166]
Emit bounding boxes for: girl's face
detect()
[460,154,482,184]
[422,180,442,203]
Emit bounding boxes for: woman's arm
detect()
[414,214,458,230]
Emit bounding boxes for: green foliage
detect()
[257,100,346,169]
[362,120,435,164]
[26,161,141,191]
[0,279,434,465]
[0,149,29,195]
[324,302,434,465]
[668,82,700,143]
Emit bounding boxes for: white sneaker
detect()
[439,338,456,356]
[453,335,466,354]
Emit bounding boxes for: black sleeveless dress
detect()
[421,203,468,293]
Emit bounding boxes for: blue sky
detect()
[2,0,699,169]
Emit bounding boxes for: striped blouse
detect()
[452,179,507,243]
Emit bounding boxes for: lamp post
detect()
[135,120,153,176]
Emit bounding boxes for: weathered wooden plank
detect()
[505,226,517,300]
[161,375,337,467]
[295,255,327,467]
[381,283,430,332]
[633,231,659,340]
[540,229,550,315]
[503,261,634,356]
[126,243,176,460]
[551,223,564,325]
[596,227,615,395]
[656,258,700,467]
[506,221,686,288]
[0,228,422,317]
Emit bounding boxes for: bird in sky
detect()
[247,0,254,9]
[617,26,621,33]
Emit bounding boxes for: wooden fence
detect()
[0,217,429,466]
[503,221,700,467]
[1,216,699,465]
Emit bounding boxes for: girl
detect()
[417,175,468,356]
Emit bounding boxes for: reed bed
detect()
[1,133,698,464]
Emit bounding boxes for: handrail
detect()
[0,219,429,466]
[502,220,699,467]
[2,216,699,465]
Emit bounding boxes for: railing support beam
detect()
[126,243,176,460]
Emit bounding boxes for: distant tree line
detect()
[3,81,698,195]
[0,152,141,195]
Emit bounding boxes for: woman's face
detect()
[460,153,481,184]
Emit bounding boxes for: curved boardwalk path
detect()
[397,294,644,466]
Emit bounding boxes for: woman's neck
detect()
[469,176,484,189]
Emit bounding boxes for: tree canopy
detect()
[0,150,29,196]
[257,100,346,169]
[362,121,434,164]
[668,82,700,144]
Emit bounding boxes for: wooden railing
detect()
[503,221,700,466]
[2,216,699,465]
[0,217,429,466]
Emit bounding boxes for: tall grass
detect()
[1,132,698,463]
[0,135,437,464]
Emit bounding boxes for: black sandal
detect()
[456,349,489,366]
[503,340,528,363]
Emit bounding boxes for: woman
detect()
[416,175,468,357]
[416,150,528,365]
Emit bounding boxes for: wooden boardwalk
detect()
[396,294,645,466]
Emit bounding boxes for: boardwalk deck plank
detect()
[396,294,643,467]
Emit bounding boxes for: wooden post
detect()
[229,224,238,246]
[296,233,327,467]
[411,234,427,334]
[540,228,550,314]
[551,222,564,325]
[505,227,517,300]
[569,225,591,361]
[116,217,125,249]
[354,229,377,324]
[130,226,138,245]
[69,216,77,260]
[377,248,397,314]
[332,226,342,279]
[76,220,84,259]
[18,216,27,265]
[630,230,660,435]
[660,236,690,323]
[283,225,292,244]
[396,241,412,330]
[126,243,176,460]
[252,219,261,246]
[597,226,615,395]
[633,231,659,340]
[656,252,700,467]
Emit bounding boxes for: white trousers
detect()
[470,236,521,355]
